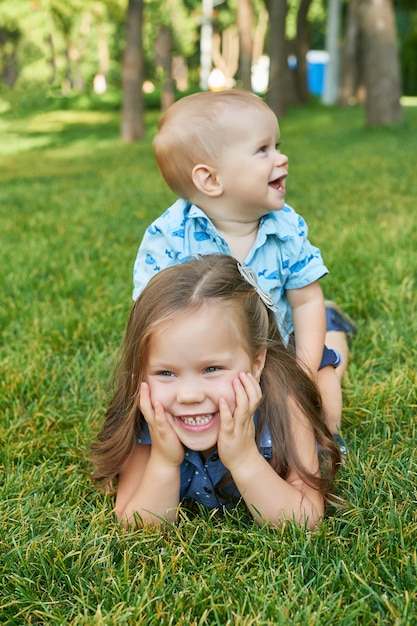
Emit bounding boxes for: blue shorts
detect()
[319,345,342,370]
[289,334,342,370]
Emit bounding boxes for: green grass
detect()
[1,102,416,625]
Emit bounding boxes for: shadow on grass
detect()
[0,108,160,158]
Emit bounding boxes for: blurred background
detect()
[0,0,414,134]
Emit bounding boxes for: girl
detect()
[91,254,340,529]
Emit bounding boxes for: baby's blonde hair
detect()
[153,89,273,199]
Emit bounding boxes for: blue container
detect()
[306,50,329,96]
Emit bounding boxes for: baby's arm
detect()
[115,384,184,526]
[132,228,176,301]
[218,374,323,529]
[287,281,326,378]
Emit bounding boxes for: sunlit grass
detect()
[0,110,121,156]
[1,103,416,624]
[400,96,417,107]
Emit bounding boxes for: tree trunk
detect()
[200,0,213,90]
[359,0,403,126]
[322,0,342,104]
[155,26,174,112]
[294,0,312,104]
[97,17,110,76]
[238,0,254,90]
[211,27,239,88]
[265,0,288,117]
[121,0,145,142]
[339,0,360,106]
[0,27,20,88]
[63,41,74,91]
[252,9,268,60]
[45,33,57,86]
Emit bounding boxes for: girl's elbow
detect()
[290,496,324,529]
[306,513,322,530]
[114,490,127,519]
[304,499,324,529]
[114,494,138,525]
[115,504,146,529]
[114,502,128,524]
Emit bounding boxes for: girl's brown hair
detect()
[91,254,340,500]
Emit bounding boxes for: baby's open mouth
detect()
[269,176,286,193]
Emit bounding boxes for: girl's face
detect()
[143,303,265,456]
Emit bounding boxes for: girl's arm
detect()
[230,410,323,529]
[287,281,326,378]
[219,375,324,529]
[115,444,181,526]
[115,384,184,526]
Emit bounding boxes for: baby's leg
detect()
[317,365,342,435]
[325,330,349,380]
[324,301,357,381]
[319,303,356,458]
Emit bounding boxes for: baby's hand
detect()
[139,382,184,467]
[217,372,262,471]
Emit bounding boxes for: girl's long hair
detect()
[91,254,340,499]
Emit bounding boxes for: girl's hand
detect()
[139,382,184,467]
[217,372,262,471]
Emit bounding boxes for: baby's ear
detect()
[192,164,223,197]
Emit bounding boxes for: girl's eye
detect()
[157,370,174,377]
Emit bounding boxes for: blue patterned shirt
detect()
[133,199,328,342]
[137,420,272,510]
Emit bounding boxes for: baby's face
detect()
[212,105,289,220]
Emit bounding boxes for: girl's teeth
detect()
[181,415,212,425]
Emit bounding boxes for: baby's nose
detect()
[276,150,288,166]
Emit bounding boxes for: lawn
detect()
[1,99,416,625]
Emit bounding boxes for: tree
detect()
[293,0,312,104]
[264,0,319,111]
[142,0,197,103]
[339,0,361,106]
[322,0,342,104]
[394,0,417,96]
[121,0,144,142]
[49,0,84,90]
[237,0,254,90]
[155,25,174,112]
[264,0,288,117]
[359,0,403,126]
[0,23,20,88]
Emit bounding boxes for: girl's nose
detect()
[176,381,205,404]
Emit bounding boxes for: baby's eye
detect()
[275,142,281,152]
[257,146,268,154]
[205,366,220,373]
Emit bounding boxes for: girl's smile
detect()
[178,412,217,425]
[176,412,219,430]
